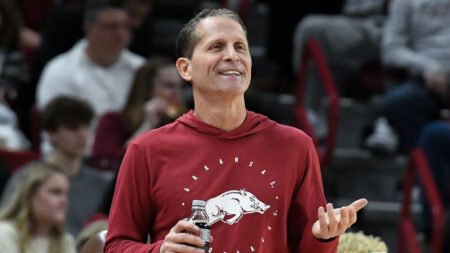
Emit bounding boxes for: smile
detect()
[220,70,241,76]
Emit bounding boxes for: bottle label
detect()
[191,220,211,243]
[199,228,211,243]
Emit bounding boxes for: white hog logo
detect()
[205,189,270,225]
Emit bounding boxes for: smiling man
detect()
[105,8,367,253]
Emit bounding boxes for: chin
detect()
[52,217,66,227]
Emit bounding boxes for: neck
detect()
[46,150,82,176]
[85,44,118,68]
[33,221,52,237]
[193,92,247,131]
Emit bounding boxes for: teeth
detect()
[222,71,240,76]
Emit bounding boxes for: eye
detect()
[235,43,247,52]
[209,43,222,51]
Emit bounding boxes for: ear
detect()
[176,57,192,82]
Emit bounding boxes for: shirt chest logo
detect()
[206,189,270,225]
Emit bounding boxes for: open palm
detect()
[312,198,368,240]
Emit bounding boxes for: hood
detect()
[177,110,275,139]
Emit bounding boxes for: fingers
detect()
[170,220,199,234]
[326,203,338,232]
[317,206,328,234]
[349,198,368,212]
[160,220,206,253]
[338,206,349,231]
[312,199,367,240]
[160,241,204,253]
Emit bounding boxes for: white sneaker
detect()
[365,117,398,154]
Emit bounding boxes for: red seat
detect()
[0,149,40,173]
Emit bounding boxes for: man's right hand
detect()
[159,220,209,253]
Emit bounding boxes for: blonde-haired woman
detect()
[0,162,76,253]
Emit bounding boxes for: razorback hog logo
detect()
[205,189,270,225]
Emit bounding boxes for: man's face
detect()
[86,8,131,56]
[48,125,89,158]
[178,16,252,98]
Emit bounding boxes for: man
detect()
[105,8,367,253]
[1,96,111,236]
[368,0,450,153]
[36,0,145,116]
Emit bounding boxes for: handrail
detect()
[397,149,445,253]
[294,38,340,167]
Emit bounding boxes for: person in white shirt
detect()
[36,0,145,153]
[36,0,145,116]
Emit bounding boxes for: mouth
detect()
[219,70,242,77]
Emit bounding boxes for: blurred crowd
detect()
[0,0,449,252]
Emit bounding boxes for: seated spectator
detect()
[0,162,76,253]
[16,0,153,141]
[1,96,111,236]
[293,0,386,100]
[36,0,145,117]
[367,0,450,154]
[292,0,386,139]
[90,56,185,171]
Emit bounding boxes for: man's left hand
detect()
[312,198,368,240]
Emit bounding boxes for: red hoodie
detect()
[105,111,338,253]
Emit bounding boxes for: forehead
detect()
[40,173,68,188]
[195,16,247,44]
[96,8,128,21]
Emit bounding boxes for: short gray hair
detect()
[176,8,246,59]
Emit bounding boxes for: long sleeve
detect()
[104,143,162,253]
[382,0,442,75]
[288,138,338,253]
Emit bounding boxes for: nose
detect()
[223,45,239,62]
[77,127,89,140]
[60,194,69,209]
[117,26,130,41]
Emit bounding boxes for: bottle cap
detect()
[192,200,206,207]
